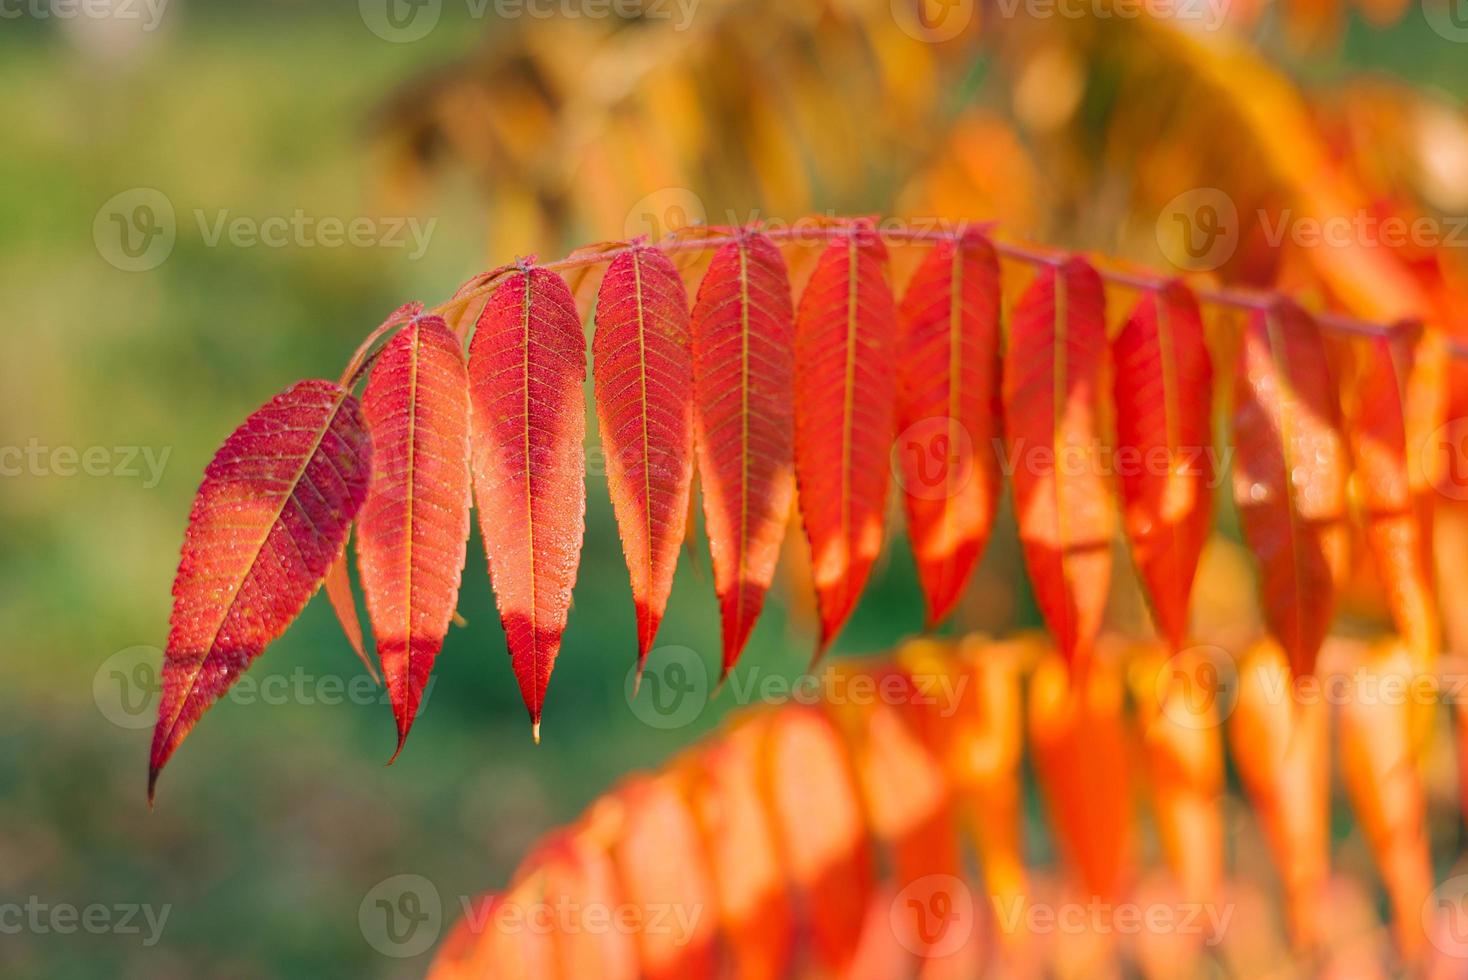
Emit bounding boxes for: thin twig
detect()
[406,217,1467,362]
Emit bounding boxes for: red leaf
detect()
[470,267,587,736]
[793,226,898,654]
[690,231,796,676]
[895,229,1003,628]
[322,550,379,684]
[152,379,370,801]
[1232,300,1350,678]
[1112,281,1214,651]
[593,246,695,670]
[1002,257,1113,667]
[358,315,471,759]
[1347,328,1441,664]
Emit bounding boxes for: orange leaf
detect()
[1130,643,1224,903]
[521,829,638,980]
[761,705,875,973]
[1027,647,1133,899]
[1112,282,1214,651]
[1337,640,1432,963]
[358,315,472,759]
[470,266,587,736]
[1228,639,1329,948]
[1002,257,1113,667]
[594,246,696,671]
[690,231,796,677]
[608,776,719,980]
[1231,299,1350,677]
[151,379,370,802]
[895,229,1004,628]
[322,549,379,684]
[1347,328,1442,665]
[684,716,795,980]
[793,224,898,654]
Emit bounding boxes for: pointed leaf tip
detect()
[151,379,371,796]
[471,267,587,726]
[357,315,472,757]
[691,232,796,675]
[794,231,897,652]
[593,246,695,664]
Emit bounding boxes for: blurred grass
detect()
[1,2,1465,977]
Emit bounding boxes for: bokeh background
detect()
[4,0,1468,976]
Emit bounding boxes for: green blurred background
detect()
[2,1,1466,976]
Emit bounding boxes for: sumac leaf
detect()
[761,706,874,973]
[593,246,695,672]
[1347,329,1442,666]
[1112,281,1214,651]
[793,226,897,654]
[685,716,794,980]
[1028,647,1134,898]
[895,229,1003,628]
[151,379,370,801]
[470,266,587,736]
[1002,257,1112,667]
[610,776,719,980]
[691,231,796,677]
[1232,300,1349,678]
[358,315,472,759]
[1338,640,1432,962]
[1229,639,1329,946]
[323,550,379,684]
